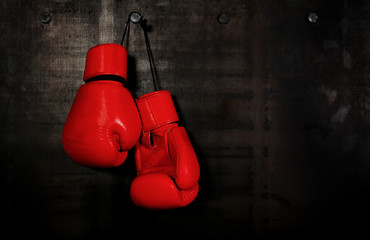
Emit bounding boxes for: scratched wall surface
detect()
[1,0,370,239]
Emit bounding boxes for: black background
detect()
[1,0,370,239]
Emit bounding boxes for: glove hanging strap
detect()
[140,19,159,92]
[136,90,179,131]
[120,17,130,47]
[120,12,160,92]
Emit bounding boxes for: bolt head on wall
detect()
[40,12,52,24]
[217,13,230,24]
[306,12,318,23]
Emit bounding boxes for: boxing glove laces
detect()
[130,90,200,209]
[62,43,141,168]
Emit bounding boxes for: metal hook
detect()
[129,11,142,24]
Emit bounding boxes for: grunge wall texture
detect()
[1,0,370,239]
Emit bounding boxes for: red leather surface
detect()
[62,80,141,168]
[130,174,199,209]
[135,90,179,131]
[83,43,128,81]
[130,90,200,209]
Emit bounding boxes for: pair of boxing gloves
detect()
[62,44,200,209]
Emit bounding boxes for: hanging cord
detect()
[120,17,131,47]
[120,12,160,91]
[140,19,159,91]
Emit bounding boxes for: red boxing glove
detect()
[130,90,200,209]
[62,44,141,168]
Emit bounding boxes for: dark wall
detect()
[1,0,370,239]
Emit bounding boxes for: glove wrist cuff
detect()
[83,43,128,81]
[136,90,179,131]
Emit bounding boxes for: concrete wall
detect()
[1,0,369,238]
